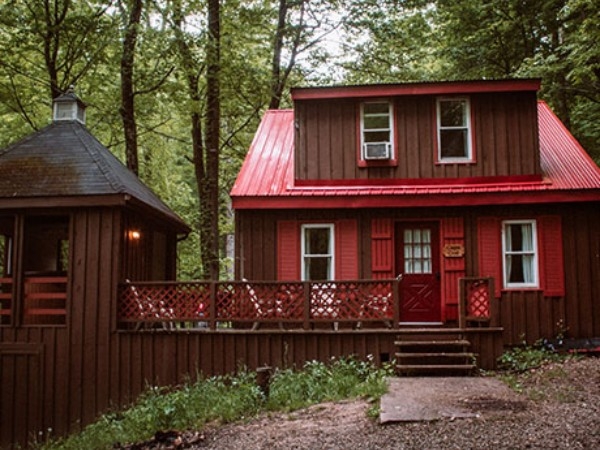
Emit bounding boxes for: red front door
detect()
[396,222,441,323]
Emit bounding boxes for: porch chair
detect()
[242,279,284,330]
[125,280,175,330]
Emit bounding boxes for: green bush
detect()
[39,357,392,450]
[497,343,567,373]
[266,357,393,411]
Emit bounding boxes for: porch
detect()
[117,278,497,332]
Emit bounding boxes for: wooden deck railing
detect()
[0,277,12,325]
[118,279,400,330]
[458,277,494,328]
[23,276,68,325]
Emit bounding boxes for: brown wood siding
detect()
[237,203,599,346]
[294,92,540,180]
[467,203,599,346]
[1,328,502,448]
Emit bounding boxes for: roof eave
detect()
[291,79,541,101]
[231,189,600,210]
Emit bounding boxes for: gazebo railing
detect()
[118,279,399,330]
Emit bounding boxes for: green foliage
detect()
[266,356,394,411]
[38,357,392,449]
[40,371,263,450]
[497,342,567,373]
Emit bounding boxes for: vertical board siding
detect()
[295,92,540,181]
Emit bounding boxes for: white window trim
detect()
[436,97,473,163]
[301,223,335,281]
[360,101,394,161]
[501,220,539,289]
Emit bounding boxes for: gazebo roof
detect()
[0,119,189,233]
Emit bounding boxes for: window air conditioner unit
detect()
[363,142,391,160]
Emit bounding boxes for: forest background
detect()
[1,0,598,280]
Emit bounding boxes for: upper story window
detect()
[502,220,538,289]
[436,97,473,162]
[301,224,334,281]
[360,102,394,161]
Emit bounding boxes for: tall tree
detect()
[0,0,114,139]
[204,0,221,279]
[119,0,144,175]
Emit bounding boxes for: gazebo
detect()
[0,89,189,446]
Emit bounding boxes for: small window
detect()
[436,98,472,162]
[301,224,334,281]
[361,102,393,160]
[502,220,538,289]
[403,228,432,274]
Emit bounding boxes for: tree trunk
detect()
[269,0,288,110]
[120,0,143,175]
[204,0,221,280]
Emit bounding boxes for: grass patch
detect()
[39,357,393,450]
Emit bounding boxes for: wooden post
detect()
[209,282,217,330]
[392,278,400,328]
[458,278,466,329]
[303,281,310,330]
[256,366,273,398]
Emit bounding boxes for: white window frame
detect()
[301,224,335,281]
[436,97,473,162]
[502,220,538,289]
[360,101,394,161]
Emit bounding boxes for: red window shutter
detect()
[477,217,502,298]
[371,218,393,279]
[538,216,565,297]
[335,219,358,280]
[277,221,300,280]
[441,218,466,321]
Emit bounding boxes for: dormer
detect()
[291,79,542,182]
[52,86,86,124]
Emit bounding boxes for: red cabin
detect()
[231,78,600,360]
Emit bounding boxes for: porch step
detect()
[395,352,475,358]
[394,339,471,347]
[396,364,476,374]
[394,334,476,376]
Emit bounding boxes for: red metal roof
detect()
[231,102,600,209]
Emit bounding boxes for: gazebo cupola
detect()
[52,85,86,124]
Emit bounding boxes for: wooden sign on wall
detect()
[443,243,465,258]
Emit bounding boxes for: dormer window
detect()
[360,102,394,161]
[436,97,473,162]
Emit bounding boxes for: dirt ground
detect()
[131,357,600,450]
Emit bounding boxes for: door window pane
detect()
[403,227,433,274]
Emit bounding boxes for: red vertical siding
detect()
[477,217,502,298]
[371,218,394,279]
[336,219,358,279]
[441,217,466,321]
[277,221,300,280]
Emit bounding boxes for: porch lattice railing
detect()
[458,277,494,328]
[118,279,399,330]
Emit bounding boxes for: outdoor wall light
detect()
[128,230,141,241]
